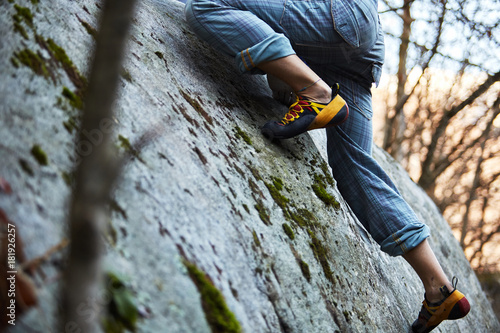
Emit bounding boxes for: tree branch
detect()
[60,0,137,331]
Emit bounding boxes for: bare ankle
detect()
[298,81,331,104]
[426,282,453,303]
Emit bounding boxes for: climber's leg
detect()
[403,239,452,300]
[322,73,430,256]
[185,0,350,138]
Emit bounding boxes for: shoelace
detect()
[280,98,311,125]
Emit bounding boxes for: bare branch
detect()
[418,71,500,190]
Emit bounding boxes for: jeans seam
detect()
[350,80,372,120]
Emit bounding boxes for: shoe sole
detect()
[307,95,349,130]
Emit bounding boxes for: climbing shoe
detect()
[411,277,470,333]
[261,83,348,140]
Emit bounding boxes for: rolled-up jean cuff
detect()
[236,33,296,74]
[380,223,430,257]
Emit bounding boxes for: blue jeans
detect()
[185,0,429,256]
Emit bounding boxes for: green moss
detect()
[252,230,261,247]
[118,135,144,163]
[31,144,48,166]
[265,181,289,209]
[298,259,311,282]
[47,38,71,68]
[121,68,132,82]
[318,161,335,186]
[63,117,78,134]
[184,261,242,333]
[343,311,351,322]
[101,272,138,333]
[311,174,340,209]
[308,230,334,283]
[13,22,29,39]
[234,126,252,145]
[242,204,249,214]
[282,223,295,240]
[10,57,19,68]
[19,159,33,176]
[254,200,271,225]
[288,208,316,229]
[62,87,83,110]
[80,20,98,39]
[272,177,283,191]
[118,134,131,147]
[45,38,87,93]
[14,5,34,29]
[61,171,74,187]
[14,49,49,77]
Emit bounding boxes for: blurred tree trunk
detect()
[382,0,412,160]
[60,0,137,331]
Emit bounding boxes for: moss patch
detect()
[282,223,295,240]
[19,159,33,176]
[234,126,252,145]
[63,117,79,134]
[79,20,98,40]
[101,272,139,333]
[254,200,271,225]
[312,174,340,209]
[61,171,74,187]
[184,261,242,333]
[264,177,290,209]
[13,21,29,39]
[30,144,48,166]
[13,5,34,29]
[62,87,83,110]
[308,229,334,283]
[14,49,49,77]
[118,135,144,163]
[288,208,317,229]
[121,68,132,82]
[298,259,311,282]
[318,161,335,186]
[45,37,87,95]
[252,230,261,247]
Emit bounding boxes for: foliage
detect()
[377,0,500,272]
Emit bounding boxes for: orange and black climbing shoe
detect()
[261,83,348,140]
[411,277,470,333]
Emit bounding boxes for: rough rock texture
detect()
[0,0,498,332]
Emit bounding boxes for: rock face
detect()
[0,0,498,332]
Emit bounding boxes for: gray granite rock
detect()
[0,0,498,332]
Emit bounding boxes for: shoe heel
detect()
[307,95,348,130]
[326,104,349,127]
[448,297,470,320]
